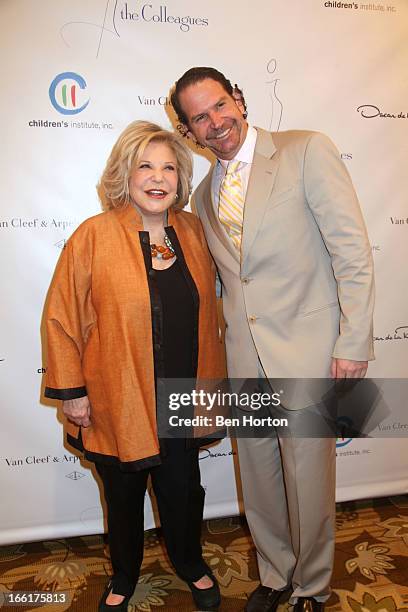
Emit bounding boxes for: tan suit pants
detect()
[237,434,336,602]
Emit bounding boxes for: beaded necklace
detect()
[150,233,175,260]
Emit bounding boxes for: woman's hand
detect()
[62,396,91,427]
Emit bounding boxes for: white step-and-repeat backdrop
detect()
[1,0,407,545]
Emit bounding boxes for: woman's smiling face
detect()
[129,141,178,217]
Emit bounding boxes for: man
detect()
[171,67,375,612]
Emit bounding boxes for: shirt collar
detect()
[218,124,257,170]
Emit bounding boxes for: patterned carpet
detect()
[1,496,408,611]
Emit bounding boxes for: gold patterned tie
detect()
[218,161,244,251]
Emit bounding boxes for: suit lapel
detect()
[241,129,279,272]
[201,166,239,262]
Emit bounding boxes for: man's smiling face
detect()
[178,78,248,160]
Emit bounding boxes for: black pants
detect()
[95,439,209,597]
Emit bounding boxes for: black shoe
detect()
[293,597,324,611]
[187,574,221,610]
[245,585,287,612]
[98,581,131,612]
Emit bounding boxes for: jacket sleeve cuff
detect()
[44,386,87,400]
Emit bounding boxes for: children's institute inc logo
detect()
[49,72,90,115]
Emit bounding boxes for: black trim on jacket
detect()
[45,385,87,400]
[67,430,162,471]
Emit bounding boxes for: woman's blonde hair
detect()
[98,120,193,210]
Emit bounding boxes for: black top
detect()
[154,259,195,378]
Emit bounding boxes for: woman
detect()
[44,121,225,611]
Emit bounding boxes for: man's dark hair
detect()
[171,66,247,128]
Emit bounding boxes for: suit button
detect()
[154,343,161,351]
[248,315,257,323]
[148,269,155,278]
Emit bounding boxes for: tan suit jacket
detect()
[194,128,375,399]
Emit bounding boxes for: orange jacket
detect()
[44,205,225,468]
